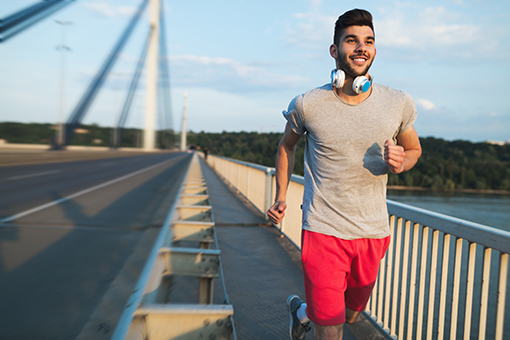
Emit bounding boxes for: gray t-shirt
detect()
[283,83,417,240]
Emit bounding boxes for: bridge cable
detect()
[111,28,152,149]
[0,0,76,42]
[60,0,148,148]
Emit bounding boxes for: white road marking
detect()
[0,222,120,232]
[6,170,62,181]
[0,158,174,223]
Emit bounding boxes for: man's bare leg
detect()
[315,324,343,340]
[314,308,362,340]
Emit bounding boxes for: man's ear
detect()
[329,44,338,59]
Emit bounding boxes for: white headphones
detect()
[331,69,372,94]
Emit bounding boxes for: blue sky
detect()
[1,0,509,143]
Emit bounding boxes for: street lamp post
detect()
[110,72,125,149]
[55,20,72,149]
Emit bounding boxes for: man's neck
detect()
[335,80,372,105]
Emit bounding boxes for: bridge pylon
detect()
[143,0,160,151]
[180,92,188,151]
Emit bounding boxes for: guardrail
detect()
[114,154,236,340]
[206,154,509,340]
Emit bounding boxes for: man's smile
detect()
[351,55,368,65]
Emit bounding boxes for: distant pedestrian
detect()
[203,147,209,161]
[267,9,422,340]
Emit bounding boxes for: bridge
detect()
[1,1,509,339]
[1,148,509,339]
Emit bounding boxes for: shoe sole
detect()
[287,294,299,340]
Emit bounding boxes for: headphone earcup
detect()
[352,76,371,94]
[331,69,345,88]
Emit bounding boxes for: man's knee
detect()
[345,316,360,325]
[345,308,361,325]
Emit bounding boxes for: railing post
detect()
[464,242,477,340]
[246,167,250,201]
[427,230,440,340]
[264,168,273,219]
[496,253,508,340]
[406,222,420,340]
[390,217,404,337]
[478,247,492,340]
[450,237,464,340]
[416,226,430,339]
[438,233,451,340]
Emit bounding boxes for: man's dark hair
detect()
[333,9,374,46]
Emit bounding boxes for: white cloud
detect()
[376,6,481,48]
[83,3,116,18]
[417,99,436,111]
[83,3,137,18]
[308,0,322,9]
[171,55,262,76]
[283,12,335,50]
[169,54,309,93]
[117,6,137,17]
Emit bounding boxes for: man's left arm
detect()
[384,126,422,174]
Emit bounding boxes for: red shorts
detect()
[301,229,390,326]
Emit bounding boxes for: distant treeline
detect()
[188,131,510,192]
[2,123,509,191]
[0,122,175,149]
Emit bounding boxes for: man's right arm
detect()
[267,122,302,224]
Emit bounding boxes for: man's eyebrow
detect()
[343,34,375,41]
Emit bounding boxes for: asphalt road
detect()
[0,151,192,339]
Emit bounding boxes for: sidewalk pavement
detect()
[199,158,386,340]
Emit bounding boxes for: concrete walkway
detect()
[199,158,386,340]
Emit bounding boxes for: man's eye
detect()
[346,39,356,44]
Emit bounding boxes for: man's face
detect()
[332,25,376,78]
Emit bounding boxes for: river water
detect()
[387,189,510,232]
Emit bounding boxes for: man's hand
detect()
[267,201,287,225]
[384,140,405,174]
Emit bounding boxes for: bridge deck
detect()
[198,157,386,340]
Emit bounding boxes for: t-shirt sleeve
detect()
[399,92,417,134]
[282,95,306,135]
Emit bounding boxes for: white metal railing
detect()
[206,154,510,340]
[206,155,304,248]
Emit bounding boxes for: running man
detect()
[267,8,422,340]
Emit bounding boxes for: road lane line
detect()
[0,223,128,232]
[0,158,176,223]
[6,170,62,181]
